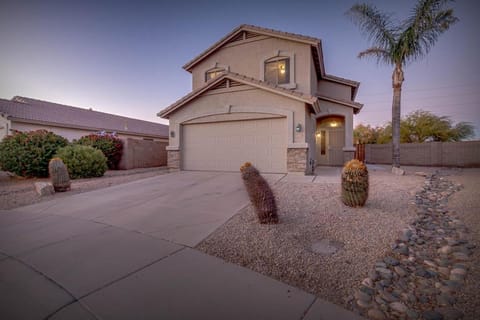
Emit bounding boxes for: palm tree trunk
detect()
[391,64,404,168]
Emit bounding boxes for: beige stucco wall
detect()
[9,121,167,142]
[166,85,307,150]
[317,80,352,101]
[0,115,11,141]
[191,37,312,94]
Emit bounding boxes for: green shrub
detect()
[0,130,68,177]
[75,133,123,169]
[55,145,108,179]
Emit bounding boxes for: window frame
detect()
[260,51,296,89]
[205,68,225,82]
[264,57,290,85]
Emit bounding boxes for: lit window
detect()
[264,58,290,85]
[205,68,224,81]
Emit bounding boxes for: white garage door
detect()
[183,118,287,173]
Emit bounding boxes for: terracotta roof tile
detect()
[1,97,168,138]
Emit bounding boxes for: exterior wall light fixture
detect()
[295,123,302,132]
[170,131,175,138]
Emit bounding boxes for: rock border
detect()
[350,173,474,320]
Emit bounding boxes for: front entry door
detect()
[316,128,345,166]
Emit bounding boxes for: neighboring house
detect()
[0,96,169,170]
[0,96,168,142]
[158,24,363,174]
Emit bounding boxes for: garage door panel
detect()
[183,118,287,173]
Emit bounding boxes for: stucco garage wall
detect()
[166,86,308,173]
[11,122,98,141]
[168,86,307,149]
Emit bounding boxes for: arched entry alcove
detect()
[315,116,345,166]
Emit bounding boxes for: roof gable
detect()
[183,24,322,72]
[158,72,320,118]
[1,97,168,138]
[182,24,360,91]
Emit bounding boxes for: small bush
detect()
[0,130,68,177]
[55,145,108,179]
[76,133,123,169]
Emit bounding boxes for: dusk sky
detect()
[1,0,479,137]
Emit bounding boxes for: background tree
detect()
[347,0,458,169]
[355,110,475,144]
[354,124,380,144]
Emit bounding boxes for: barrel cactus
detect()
[48,157,71,192]
[341,159,369,207]
[240,162,278,224]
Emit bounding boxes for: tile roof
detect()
[0,97,168,138]
[158,71,320,118]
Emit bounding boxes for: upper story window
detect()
[205,68,225,82]
[261,51,296,89]
[264,57,290,85]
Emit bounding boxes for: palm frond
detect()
[399,0,459,64]
[346,3,398,52]
[357,47,392,65]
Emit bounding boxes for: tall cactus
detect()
[341,159,369,207]
[48,157,71,192]
[240,162,278,224]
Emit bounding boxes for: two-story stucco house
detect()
[158,24,363,174]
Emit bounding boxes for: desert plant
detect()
[55,145,107,179]
[0,130,68,177]
[341,159,369,207]
[347,1,458,169]
[240,162,278,224]
[75,133,123,169]
[48,157,71,192]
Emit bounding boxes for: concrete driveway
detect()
[0,171,362,320]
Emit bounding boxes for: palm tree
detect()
[347,0,458,169]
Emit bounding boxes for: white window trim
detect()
[260,50,296,89]
[204,62,230,82]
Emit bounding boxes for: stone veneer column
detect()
[167,150,180,171]
[287,148,308,173]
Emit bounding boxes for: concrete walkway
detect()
[0,171,363,320]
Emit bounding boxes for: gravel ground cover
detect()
[197,168,425,307]
[447,169,480,319]
[0,167,168,210]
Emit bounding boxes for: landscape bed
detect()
[197,169,423,306]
